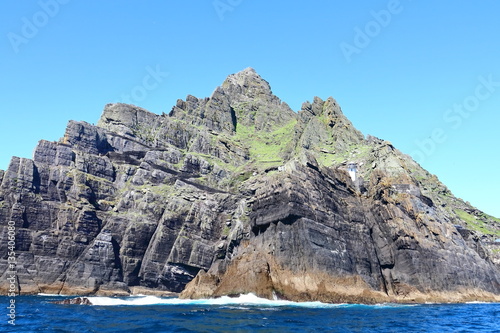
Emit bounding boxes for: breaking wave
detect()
[41,293,419,308]
[83,293,343,308]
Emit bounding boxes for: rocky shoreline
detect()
[49,289,500,306]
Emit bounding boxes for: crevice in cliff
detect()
[144,160,228,194]
[104,131,151,150]
[159,263,201,293]
[306,161,320,173]
[57,276,66,295]
[106,151,146,166]
[111,238,124,278]
[252,223,269,236]
[368,226,393,297]
[32,164,41,195]
[21,207,29,228]
[281,214,301,226]
[229,107,237,133]
[251,215,300,237]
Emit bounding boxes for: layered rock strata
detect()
[1,68,499,303]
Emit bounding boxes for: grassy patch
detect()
[186,151,244,176]
[234,171,253,183]
[316,142,373,168]
[455,209,500,236]
[483,213,500,224]
[143,183,175,197]
[222,225,231,236]
[233,119,297,165]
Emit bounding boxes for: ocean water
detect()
[1,294,499,333]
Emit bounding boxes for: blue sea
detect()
[1,294,499,332]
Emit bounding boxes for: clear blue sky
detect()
[1,1,499,217]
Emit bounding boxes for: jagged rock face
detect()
[183,161,500,302]
[1,68,500,302]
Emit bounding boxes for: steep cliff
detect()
[1,68,499,302]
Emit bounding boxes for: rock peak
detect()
[239,67,256,74]
[230,67,258,78]
[220,67,273,99]
[97,103,159,136]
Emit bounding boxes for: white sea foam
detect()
[88,295,172,306]
[465,301,489,304]
[84,293,345,308]
[37,293,67,297]
[39,293,420,308]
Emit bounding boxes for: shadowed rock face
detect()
[1,68,500,302]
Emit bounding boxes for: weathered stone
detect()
[33,140,75,167]
[63,121,113,155]
[53,297,92,305]
[0,68,499,303]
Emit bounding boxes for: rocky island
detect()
[1,68,499,303]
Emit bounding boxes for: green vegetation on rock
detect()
[233,119,297,165]
[3,67,500,303]
[455,209,500,236]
